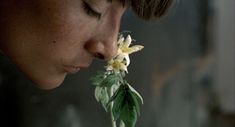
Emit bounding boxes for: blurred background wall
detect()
[0,0,234,127]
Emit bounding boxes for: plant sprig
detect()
[90,34,144,127]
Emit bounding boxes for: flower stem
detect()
[109,87,116,127]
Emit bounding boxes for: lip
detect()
[63,65,81,74]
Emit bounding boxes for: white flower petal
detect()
[124,55,130,66]
[118,37,124,45]
[116,53,126,60]
[128,45,144,54]
[117,48,123,56]
[107,59,113,65]
[106,66,113,71]
[124,35,132,47]
[120,63,128,73]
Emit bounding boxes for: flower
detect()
[105,35,144,73]
[91,33,144,127]
[117,35,144,66]
[106,58,127,73]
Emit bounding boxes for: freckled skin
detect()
[0,0,127,89]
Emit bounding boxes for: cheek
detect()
[25,0,95,66]
[29,0,92,36]
[1,0,97,89]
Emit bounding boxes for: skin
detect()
[0,0,127,89]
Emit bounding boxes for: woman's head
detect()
[0,0,172,89]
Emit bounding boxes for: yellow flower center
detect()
[112,60,121,70]
[121,47,130,53]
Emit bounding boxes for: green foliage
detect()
[94,87,110,112]
[90,72,120,87]
[91,70,143,127]
[109,84,142,127]
[119,100,137,127]
[111,86,125,120]
[90,71,105,86]
[100,74,120,87]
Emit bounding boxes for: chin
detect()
[33,77,65,90]
[27,73,66,90]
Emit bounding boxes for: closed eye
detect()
[82,2,102,20]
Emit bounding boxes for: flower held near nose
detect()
[117,35,144,66]
[106,35,144,73]
[117,35,144,55]
[90,34,144,127]
[106,58,128,73]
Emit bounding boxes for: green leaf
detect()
[101,88,110,112]
[111,84,139,127]
[90,72,105,86]
[107,85,122,105]
[127,84,144,104]
[100,74,120,87]
[94,87,102,102]
[119,121,125,127]
[125,84,143,116]
[112,88,125,120]
[129,91,141,116]
[94,87,110,112]
[119,94,137,127]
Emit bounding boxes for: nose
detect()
[84,38,118,60]
[85,20,121,61]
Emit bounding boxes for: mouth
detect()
[63,65,82,74]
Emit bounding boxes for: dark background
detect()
[1,0,234,127]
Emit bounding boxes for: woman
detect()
[0,0,172,89]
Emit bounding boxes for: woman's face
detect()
[0,0,127,89]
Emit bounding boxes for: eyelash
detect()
[82,2,101,20]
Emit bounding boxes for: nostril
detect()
[94,53,105,60]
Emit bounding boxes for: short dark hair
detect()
[116,0,173,20]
